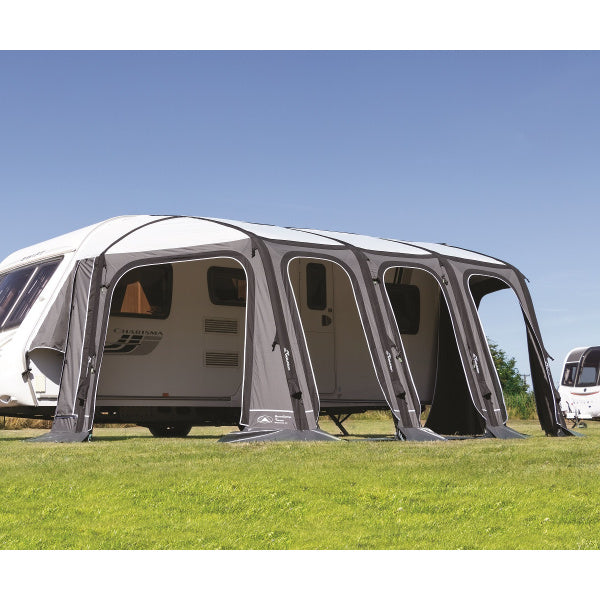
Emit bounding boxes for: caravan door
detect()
[296,259,336,394]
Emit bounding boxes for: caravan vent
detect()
[205,352,239,368]
[204,318,238,334]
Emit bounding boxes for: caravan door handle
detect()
[321,315,332,326]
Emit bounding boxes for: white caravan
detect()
[0,215,571,442]
[0,218,399,436]
[558,347,600,425]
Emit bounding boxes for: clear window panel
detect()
[3,260,61,329]
[0,266,36,326]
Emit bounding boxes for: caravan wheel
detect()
[148,424,192,438]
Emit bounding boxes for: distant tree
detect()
[487,339,529,394]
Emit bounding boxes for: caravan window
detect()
[385,282,420,335]
[561,363,578,387]
[208,266,246,307]
[0,258,62,331]
[306,263,327,310]
[577,366,598,387]
[575,350,600,387]
[111,264,172,319]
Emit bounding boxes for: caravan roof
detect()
[0,215,509,274]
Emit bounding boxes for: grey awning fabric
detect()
[26,215,570,442]
[442,258,570,436]
[34,236,322,440]
[36,257,98,437]
[27,265,77,353]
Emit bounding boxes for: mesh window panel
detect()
[385,282,420,335]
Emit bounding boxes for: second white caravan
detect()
[558,346,600,424]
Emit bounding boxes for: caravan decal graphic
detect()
[104,328,163,355]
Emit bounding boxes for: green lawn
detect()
[0,415,598,549]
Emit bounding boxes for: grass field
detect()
[0,414,598,550]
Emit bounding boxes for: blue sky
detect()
[1,50,599,381]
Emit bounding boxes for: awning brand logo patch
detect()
[274,414,292,424]
[104,328,163,355]
[284,347,291,371]
[257,415,274,424]
[385,350,394,372]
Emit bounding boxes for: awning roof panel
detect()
[214,219,343,246]
[105,217,249,254]
[299,229,431,255]
[402,241,504,265]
